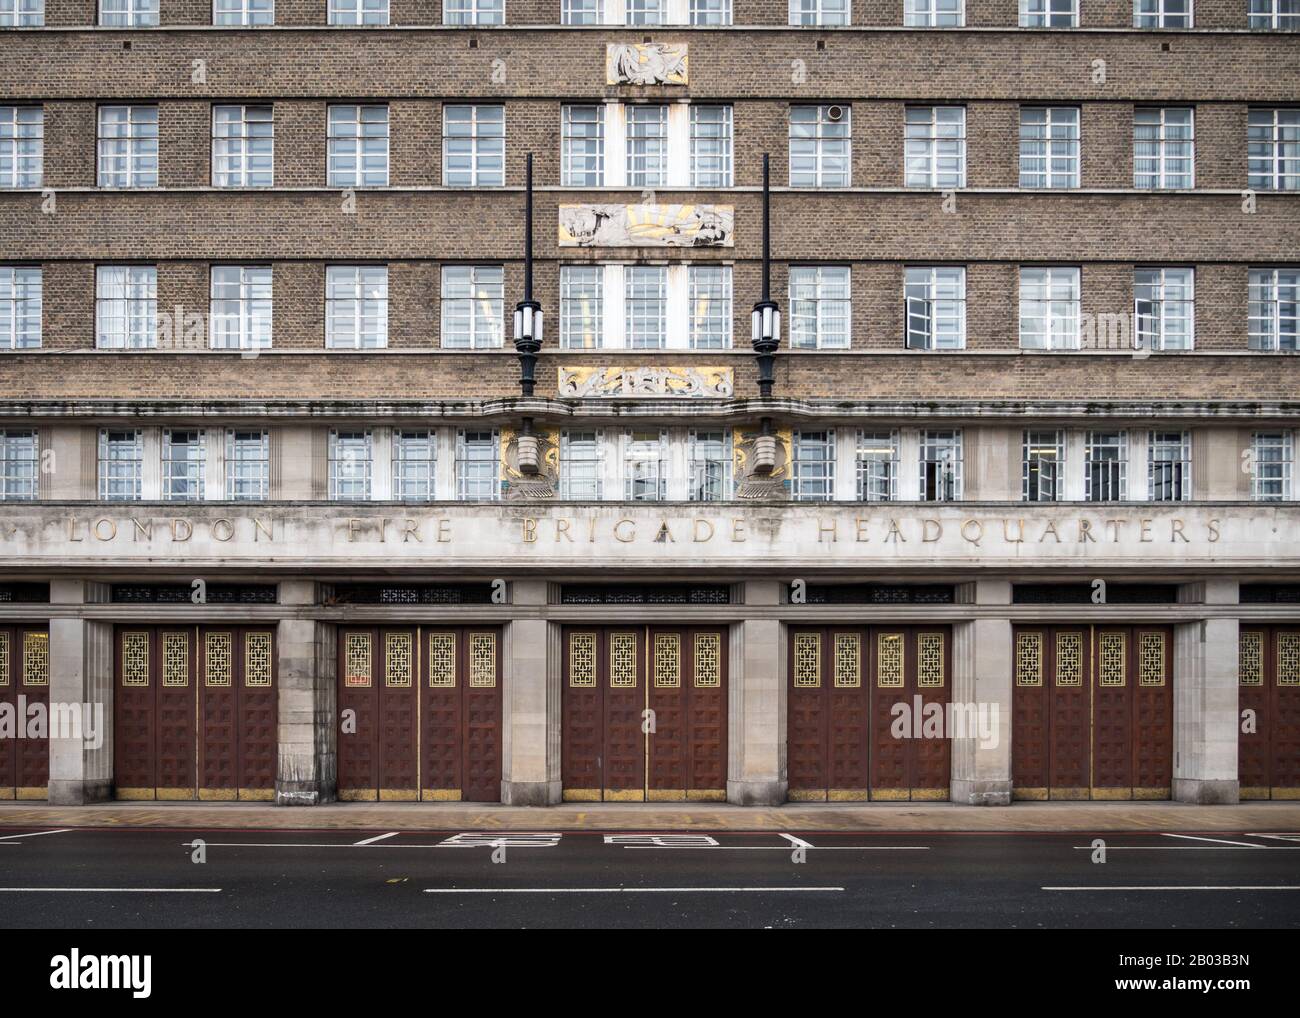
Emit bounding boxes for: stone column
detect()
[501,579,561,805]
[276,579,335,805]
[950,579,1013,805]
[47,580,114,805]
[1172,580,1240,804]
[727,579,785,805]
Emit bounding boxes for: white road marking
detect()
[1245,833,1300,843]
[1162,833,1265,848]
[353,832,399,846]
[0,887,222,893]
[438,833,562,848]
[604,834,720,848]
[0,829,73,841]
[423,886,845,894]
[1044,885,1300,892]
[781,833,814,850]
[1072,845,1300,850]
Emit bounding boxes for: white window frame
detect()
[905,105,966,188]
[1134,107,1195,189]
[1019,0,1077,26]
[856,430,899,502]
[0,106,43,189]
[0,266,41,350]
[560,431,604,501]
[560,265,605,349]
[904,266,966,350]
[326,265,389,350]
[1248,108,1300,192]
[214,0,275,25]
[1148,430,1191,502]
[162,429,206,502]
[788,0,849,25]
[904,0,963,26]
[623,430,667,501]
[561,105,604,186]
[690,0,731,24]
[1134,266,1194,352]
[625,104,670,188]
[328,104,389,188]
[0,430,39,501]
[392,430,438,502]
[1019,266,1081,350]
[99,0,158,26]
[97,105,158,188]
[225,430,270,501]
[789,265,851,350]
[1019,106,1080,189]
[95,265,157,349]
[209,265,273,350]
[1248,0,1300,28]
[1022,429,1065,502]
[789,104,851,188]
[329,430,373,501]
[689,105,733,188]
[0,0,44,26]
[328,0,388,24]
[919,430,963,502]
[1248,267,1300,351]
[98,429,144,502]
[561,0,600,22]
[211,104,274,188]
[442,104,505,187]
[792,430,836,502]
[625,265,668,350]
[1133,0,1192,27]
[688,264,732,350]
[1251,431,1294,501]
[440,265,504,349]
[455,430,500,501]
[688,429,733,502]
[444,0,503,23]
[1084,430,1128,501]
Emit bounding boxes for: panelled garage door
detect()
[114,626,277,800]
[1012,625,1172,800]
[1239,626,1300,799]
[562,626,727,802]
[787,626,951,801]
[337,626,503,802]
[0,625,49,800]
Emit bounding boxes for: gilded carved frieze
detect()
[500,427,560,500]
[558,204,733,248]
[733,428,793,501]
[557,365,734,399]
[606,42,688,85]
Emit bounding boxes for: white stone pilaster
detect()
[727,579,786,805]
[501,579,561,805]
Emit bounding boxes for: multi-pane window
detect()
[215,0,275,25]
[1133,0,1191,26]
[904,266,965,350]
[1022,430,1064,502]
[690,106,733,187]
[626,0,664,22]
[905,106,966,188]
[97,106,158,188]
[1247,108,1300,191]
[788,0,849,25]
[905,0,963,25]
[0,267,41,350]
[789,105,851,188]
[792,431,835,502]
[210,266,272,350]
[689,431,733,501]
[443,105,505,187]
[1019,266,1081,350]
[99,0,158,25]
[560,431,603,501]
[1249,0,1300,28]
[624,431,667,501]
[626,105,669,187]
[440,265,503,349]
[561,105,604,186]
[326,265,388,349]
[920,431,963,502]
[162,430,205,502]
[0,431,38,501]
[856,431,898,502]
[0,0,44,26]
[790,266,851,349]
[329,0,388,24]
[1252,432,1294,501]
[691,0,731,23]
[1134,108,1194,189]
[456,431,499,500]
[1019,107,1079,189]
[328,105,389,188]
[1134,267,1194,351]
[560,266,604,349]
[1149,431,1191,502]
[1019,0,1077,25]
[561,0,599,22]
[1249,268,1300,351]
[1085,431,1127,501]
[392,430,437,502]
[0,106,43,188]
[99,430,144,502]
[212,105,273,187]
[225,431,270,501]
[329,431,372,501]
[444,0,503,23]
[625,266,667,350]
[689,266,732,350]
[96,266,157,349]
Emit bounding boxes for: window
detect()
[1133,0,1191,26]
[329,431,372,501]
[905,0,963,25]
[1134,267,1194,351]
[1248,108,1300,191]
[560,266,603,350]
[443,105,504,186]
[1149,431,1191,502]
[789,266,851,349]
[444,0,503,23]
[212,105,273,187]
[1085,431,1127,501]
[626,0,664,22]
[0,106,42,188]
[1022,430,1064,502]
[0,0,44,26]
[328,105,389,188]
[0,267,41,350]
[904,266,965,349]
[1134,107,1194,189]
[1252,432,1293,500]
[789,0,849,25]
[1019,0,1077,25]
[562,0,599,21]
[562,105,604,186]
[1019,266,1080,350]
[96,266,157,349]
[225,430,269,501]
[392,430,437,502]
[326,265,388,349]
[441,265,503,348]
[456,431,499,500]
[215,0,274,25]
[793,430,835,502]
[210,266,272,350]
[689,265,732,350]
[625,266,667,350]
[0,431,38,501]
[162,430,205,502]
[789,105,851,188]
[624,430,666,501]
[1019,107,1079,189]
[97,106,158,188]
[690,106,733,187]
[905,106,966,188]
[1249,268,1299,351]
[100,0,158,25]
[328,0,387,24]
[856,431,898,502]
[920,430,962,502]
[691,0,731,24]
[1249,0,1300,28]
[99,430,143,502]
[561,431,603,500]
[689,431,732,502]
[626,105,668,187]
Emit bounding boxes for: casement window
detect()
[1134,107,1194,189]
[1019,107,1079,189]
[904,266,966,350]
[0,431,39,502]
[920,430,963,502]
[210,266,272,350]
[1134,267,1194,351]
[1133,0,1191,26]
[690,0,731,24]
[98,429,143,502]
[560,263,731,350]
[1248,108,1300,191]
[1251,431,1294,500]
[689,106,733,187]
[1085,431,1127,501]
[626,105,669,187]
[0,0,44,26]
[97,106,158,188]
[625,266,668,350]
[443,105,504,186]
[562,0,599,21]
[162,430,205,502]
[1022,430,1064,502]
[624,430,667,501]
[95,266,157,349]
[444,0,503,23]
[789,105,851,188]
[329,430,372,501]
[328,0,388,24]
[328,105,389,188]
[905,106,966,188]
[788,0,849,25]
[560,431,604,500]
[904,0,963,26]
[688,430,733,502]
[440,265,503,349]
[99,0,158,26]
[456,431,499,500]
[1249,0,1300,28]
[626,0,664,21]
[214,0,274,25]
[856,431,899,502]
[1148,431,1191,502]
[326,265,388,349]
[1248,268,1300,351]
[789,265,851,350]
[561,105,604,186]
[1019,266,1081,350]
[792,430,835,502]
[212,105,273,187]
[392,430,437,502]
[0,106,42,188]
[565,104,733,187]
[560,266,604,350]
[0,266,41,350]
[561,0,730,22]
[688,266,731,350]
[225,430,269,501]
[1019,0,1077,26]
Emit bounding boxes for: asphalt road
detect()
[0,826,1298,929]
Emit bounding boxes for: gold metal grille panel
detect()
[162,632,189,687]
[205,632,232,687]
[1015,632,1042,687]
[1279,632,1300,687]
[245,632,272,687]
[469,632,496,688]
[569,632,596,688]
[609,632,637,688]
[1056,632,1083,686]
[877,633,904,688]
[917,633,944,688]
[694,632,721,688]
[834,633,860,688]
[1239,632,1263,687]
[0,632,8,687]
[429,632,456,687]
[1099,632,1126,687]
[122,631,149,687]
[385,632,413,688]
[793,633,820,688]
[1138,631,1165,687]
[654,633,681,688]
[22,631,48,687]
[345,633,372,688]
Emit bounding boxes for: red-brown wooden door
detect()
[1239,626,1300,799]
[647,627,727,800]
[421,628,503,802]
[198,627,277,800]
[0,626,50,800]
[114,627,197,800]
[1013,627,1090,800]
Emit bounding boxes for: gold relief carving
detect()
[557,365,734,399]
[469,632,496,688]
[793,632,820,688]
[833,633,860,688]
[0,632,8,687]
[558,203,731,248]
[122,631,149,687]
[694,632,721,688]
[1056,632,1083,686]
[1279,632,1300,686]
[605,42,688,85]
[569,632,597,688]
[654,633,681,688]
[1099,632,1126,687]
[429,632,456,688]
[22,631,48,687]
[1239,632,1263,687]
[917,633,944,688]
[609,632,638,688]
[1138,632,1166,687]
[877,633,904,688]
[1015,632,1042,687]
[385,632,413,688]
[345,633,372,688]
[501,427,559,499]
[245,632,272,687]
[205,632,232,687]
[734,428,793,501]
[162,633,189,687]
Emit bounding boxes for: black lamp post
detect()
[513,152,544,397]
[751,152,780,399]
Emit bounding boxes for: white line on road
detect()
[423,886,845,894]
[1072,845,1300,850]
[622,845,930,851]
[1043,886,1300,892]
[0,887,222,893]
[353,832,399,846]
[1162,833,1265,848]
[781,833,814,850]
[0,829,73,841]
